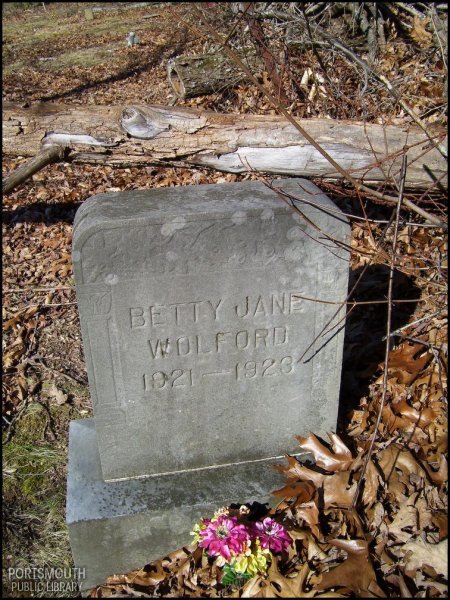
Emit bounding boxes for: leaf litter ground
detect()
[2,3,447,598]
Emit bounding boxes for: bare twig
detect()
[352,155,407,508]
[190,5,447,227]
[3,398,31,444]
[285,181,412,365]
[271,4,447,158]
[223,2,254,46]
[245,5,291,106]
[429,5,448,70]
[3,286,75,294]
[382,311,443,340]
[299,4,333,88]
[293,295,426,306]
[26,355,87,386]
[376,72,447,160]
[302,182,446,227]
[305,3,327,17]
[396,2,427,19]
[270,186,354,255]
[393,334,443,350]
[26,302,77,309]
[316,33,448,160]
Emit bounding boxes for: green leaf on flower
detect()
[222,564,252,587]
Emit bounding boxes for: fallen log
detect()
[167,52,260,99]
[2,101,447,191]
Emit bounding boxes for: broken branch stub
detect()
[2,144,66,195]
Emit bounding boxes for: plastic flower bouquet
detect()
[191,505,292,588]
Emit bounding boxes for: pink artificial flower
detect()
[252,517,292,553]
[198,515,250,561]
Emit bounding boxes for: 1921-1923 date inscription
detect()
[143,355,295,391]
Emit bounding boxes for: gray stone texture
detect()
[67,419,284,591]
[72,178,350,482]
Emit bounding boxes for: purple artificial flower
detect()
[198,515,250,561]
[252,517,292,553]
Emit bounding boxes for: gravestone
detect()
[67,178,350,590]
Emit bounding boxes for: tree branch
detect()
[2,144,67,194]
[352,155,407,508]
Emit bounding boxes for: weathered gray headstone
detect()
[67,178,350,590]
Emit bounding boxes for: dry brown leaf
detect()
[128,562,166,587]
[327,433,353,459]
[196,564,218,587]
[272,480,317,503]
[387,503,418,543]
[293,501,321,538]
[401,538,448,579]
[377,444,428,483]
[314,594,348,598]
[314,539,386,597]
[397,572,414,598]
[381,403,430,444]
[306,538,328,563]
[240,575,265,597]
[410,16,433,49]
[254,586,280,598]
[90,584,127,597]
[104,573,129,584]
[323,472,357,509]
[123,584,155,597]
[360,459,382,509]
[296,433,354,472]
[347,409,369,437]
[274,454,307,478]
[368,501,388,534]
[421,454,448,485]
[3,306,39,331]
[264,559,312,598]
[391,398,436,427]
[329,538,369,557]
[388,343,432,385]
[3,335,26,367]
[430,510,448,540]
[274,456,326,487]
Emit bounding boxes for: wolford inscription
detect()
[72,179,350,480]
[146,326,288,358]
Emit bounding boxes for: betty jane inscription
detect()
[130,291,304,327]
[72,179,350,482]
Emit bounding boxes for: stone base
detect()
[66,419,286,592]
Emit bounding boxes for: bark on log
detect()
[2,101,447,189]
[167,52,260,99]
